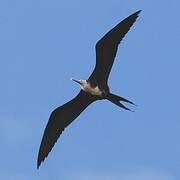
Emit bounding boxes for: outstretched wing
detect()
[37,91,96,168]
[88,10,141,87]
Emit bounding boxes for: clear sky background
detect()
[0,0,180,179]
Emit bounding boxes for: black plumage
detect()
[37,10,141,168]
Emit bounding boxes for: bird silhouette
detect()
[37,10,141,168]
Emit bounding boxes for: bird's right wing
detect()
[37,90,96,168]
[89,10,141,87]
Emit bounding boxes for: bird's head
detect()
[70,78,87,89]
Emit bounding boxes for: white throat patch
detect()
[80,81,103,96]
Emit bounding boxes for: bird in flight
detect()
[37,10,141,168]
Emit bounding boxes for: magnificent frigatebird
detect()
[37,10,141,168]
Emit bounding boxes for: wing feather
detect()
[89,10,141,87]
[37,91,96,168]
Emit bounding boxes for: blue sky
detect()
[0,0,180,179]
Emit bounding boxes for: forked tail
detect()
[106,93,135,111]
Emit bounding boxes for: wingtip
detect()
[37,159,41,169]
[135,10,142,16]
[37,152,45,169]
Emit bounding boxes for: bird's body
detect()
[37,10,141,168]
[81,82,104,96]
[71,79,108,97]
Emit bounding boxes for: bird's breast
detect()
[81,83,103,96]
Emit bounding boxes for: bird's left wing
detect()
[89,10,141,87]
[37,90,96,168]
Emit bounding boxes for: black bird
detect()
[37,10,141,168]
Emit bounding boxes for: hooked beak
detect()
[70,78,81,85]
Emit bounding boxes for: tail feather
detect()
[106,93,135,111]
[109,93,135,105]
